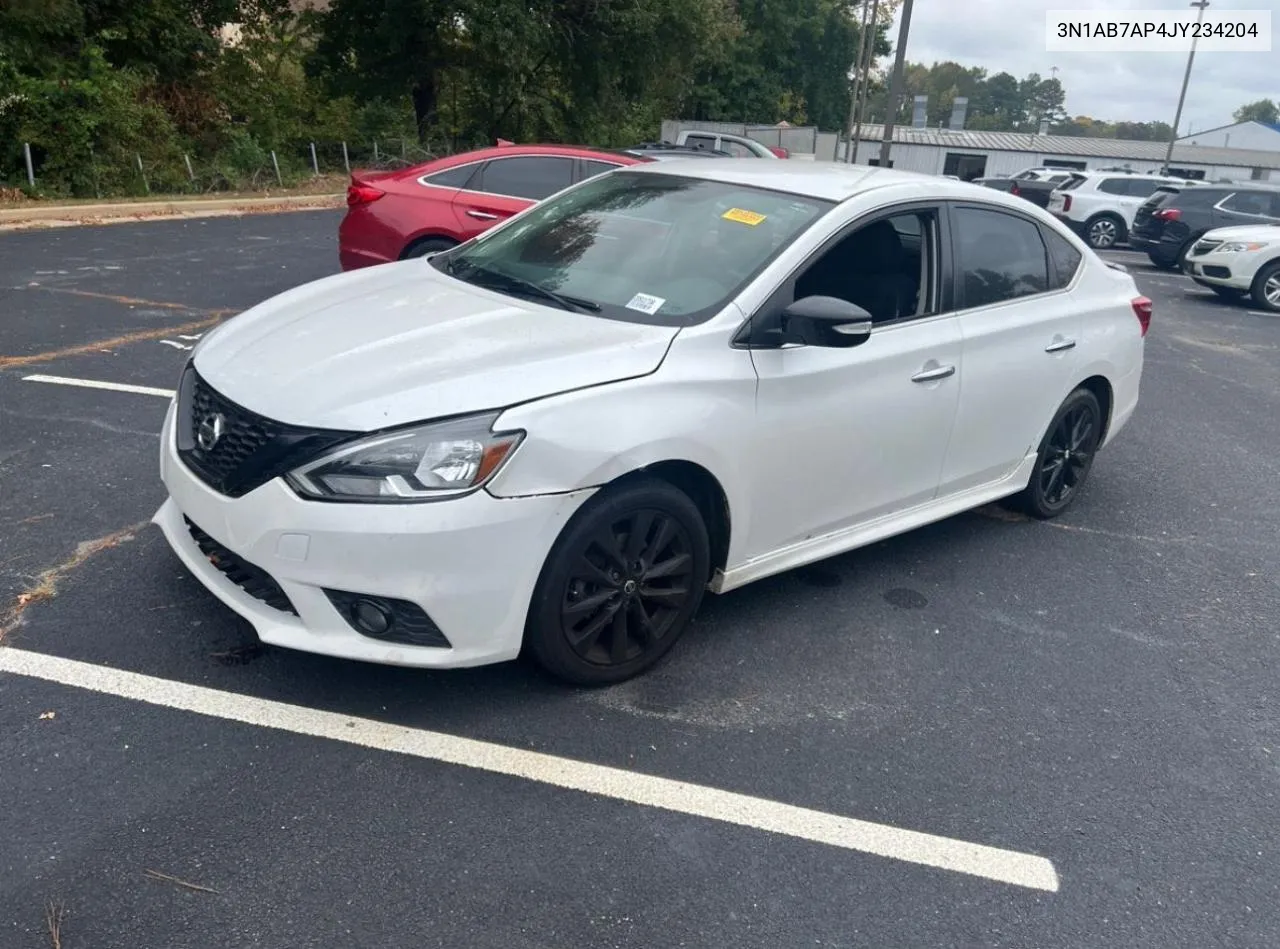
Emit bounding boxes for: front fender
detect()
[485,330,758,565]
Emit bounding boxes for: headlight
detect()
[1219,241,1270,253]
[286,412,524,502]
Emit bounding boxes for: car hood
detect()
[1203,224,1280,243]
[192,260,679,431]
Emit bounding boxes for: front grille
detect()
[176,366,358,498]
[1193,239,1223,257]
[185,517,298,615]
[185,372,282,485]
[324,589,452,648]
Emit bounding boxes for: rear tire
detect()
[1250,261,1280,313]
[1011,388,1104,520]
[525,477,711,686]
[1085,214,1124,250]
[401,237,456,260]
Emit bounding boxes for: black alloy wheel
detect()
[1012,388,1104,519]
[526,477,710,685]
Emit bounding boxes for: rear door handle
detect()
[466,210,499,220]
[1045,338,1077,353]
[911,364,956,383]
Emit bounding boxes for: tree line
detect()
[0,0,1267,198]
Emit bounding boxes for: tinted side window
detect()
[1097,178,1130,195]
[1221,191,1273,216]
[954,207,1049,308]
[795,209,939,324]
[478,157,574,200]
[423,164,479,188]
[580,159,622,181]
[683,134,717,151]
[1041,226,1083,289]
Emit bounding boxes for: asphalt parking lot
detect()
[2,212,1279,949]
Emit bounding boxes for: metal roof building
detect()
[660,118,1280,182]
[843,124,1280,181]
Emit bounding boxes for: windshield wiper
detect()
[446,259,600,313]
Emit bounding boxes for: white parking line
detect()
[22,374,175,398]
[0,647,1059,892]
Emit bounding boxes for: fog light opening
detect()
[350,598,393,636]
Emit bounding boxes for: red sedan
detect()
[338,143,651,271]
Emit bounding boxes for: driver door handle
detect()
[911,364,956,383]
[1045,337,1077,353]
[466,210,499,220]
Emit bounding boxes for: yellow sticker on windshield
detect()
[721,208,767,226]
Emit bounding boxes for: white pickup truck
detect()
[673,130,786,159]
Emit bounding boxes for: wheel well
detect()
[614,461,731,575]
[1077,375,1114,442]
[399,234,457,259]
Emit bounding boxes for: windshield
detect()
[433,170,834,326]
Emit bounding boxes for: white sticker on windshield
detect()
[626,293,666,315]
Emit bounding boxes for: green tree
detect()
[1233,99,1279,124]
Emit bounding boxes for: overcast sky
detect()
[890,0,1277,132]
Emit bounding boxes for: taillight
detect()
[346,183,385,207]
[1131,296,1152,337]
[1062,195,1072,212]
[1011,183,1021,196]
[1154,208,1182,222]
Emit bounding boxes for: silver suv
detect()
[1047,171,1193,249]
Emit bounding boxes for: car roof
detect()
[616,158,1027,205]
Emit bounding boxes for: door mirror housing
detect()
[780,296,873,348]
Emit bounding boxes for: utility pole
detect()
[851,0,881,164]
[877,0,915,168]
[844,0,871,163]
[1164,0,1210,173]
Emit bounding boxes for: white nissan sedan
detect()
[155,161,1149,684]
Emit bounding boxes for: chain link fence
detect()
[2,137,453,200]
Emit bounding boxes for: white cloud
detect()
[887,0,1278,133]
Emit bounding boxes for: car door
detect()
[937,203,1084,496]
[450,155,575,239]
[741,203,963,558]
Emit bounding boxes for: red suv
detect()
[338,144,648,270]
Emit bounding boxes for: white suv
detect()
[1183,224,1280,311]
[1048,172,1191,250]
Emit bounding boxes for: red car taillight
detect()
[346,183,385,207]
[1011,183,1021,196]
[1062,194,1072,212]
[1132,296,1152,337]
[1153,208,1182,222]
[769,146,790,158]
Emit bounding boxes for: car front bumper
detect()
[1182,256,1254,290]
[154,401,595,668]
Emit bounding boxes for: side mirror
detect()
[780,296,873,348]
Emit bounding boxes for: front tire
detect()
[1250,261,1280,313]
[1011,388,1104,520]
[525,477,711,685]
